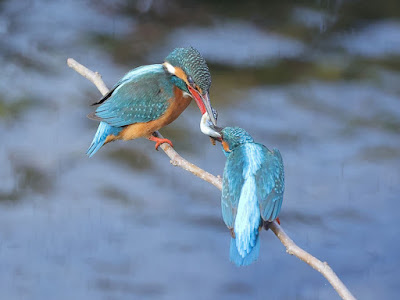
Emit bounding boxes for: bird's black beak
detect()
[189,87,217,127]
[211,127,224,145]
[201,92,217,127]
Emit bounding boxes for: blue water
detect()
[0,1,399,299]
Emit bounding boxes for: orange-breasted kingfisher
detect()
[200,114,285,266]
[86,47,217,157]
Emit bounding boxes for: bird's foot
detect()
[263,218,280,231]
[148,135,173,150]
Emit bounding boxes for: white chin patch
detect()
[163,62,176,75]
[182,91,192,98]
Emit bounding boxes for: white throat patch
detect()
[163,62,176,75]
[182,91,192,98]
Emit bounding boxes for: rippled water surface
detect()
[1,1,399,299]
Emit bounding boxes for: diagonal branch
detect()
[67,58,356,300]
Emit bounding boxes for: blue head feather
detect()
[221,127,254,151]
[165,47,211,94]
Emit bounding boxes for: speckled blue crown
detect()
[165,47,211,93]
[222,127,254,149]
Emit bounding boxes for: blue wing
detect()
[221,149,246,229]
[256,146,284,222]
[90,64,174,127]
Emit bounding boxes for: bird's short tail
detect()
[229,235,260,267]
[87,121,122,157]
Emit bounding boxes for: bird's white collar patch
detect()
[163,62,176,75]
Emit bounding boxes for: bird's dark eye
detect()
[187,76,194,85]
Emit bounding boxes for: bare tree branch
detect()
[67,58,357,300]
[67,58,109,96]
[269,222,356,300]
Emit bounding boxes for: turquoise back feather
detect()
[221,127,284,266]
[87,64,178,157]
[93,64,174,127]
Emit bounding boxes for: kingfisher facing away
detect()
[86,47,217,157]
[200,116,284,266]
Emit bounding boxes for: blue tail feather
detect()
[87,121,122,157]
[229,235,260,266]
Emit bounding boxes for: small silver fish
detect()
[200,108,221,139]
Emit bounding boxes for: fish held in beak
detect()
[200,110,222,144]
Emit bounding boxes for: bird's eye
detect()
[187,76,194,85]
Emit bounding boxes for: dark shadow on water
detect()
[93,277,166,296]
[0,97,34,120]
[218,281,254,295]
[181,214,226,232]
[357,145,400,162]
[107,148,153,170]
[100,185,146,208]
[0,164,51,203]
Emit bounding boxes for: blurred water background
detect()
[0,0,399,299]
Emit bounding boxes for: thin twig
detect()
[269,222,356,300]
[153,131,222,190]
[67,58,109,96]
[67,58,356,300]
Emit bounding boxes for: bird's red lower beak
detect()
[188,87,217,126]
[188,86,206,114]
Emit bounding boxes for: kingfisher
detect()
[86,47,217,157]
[200,116,284,266]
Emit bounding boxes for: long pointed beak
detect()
[201,92,217,126]
[188,87,217,126]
